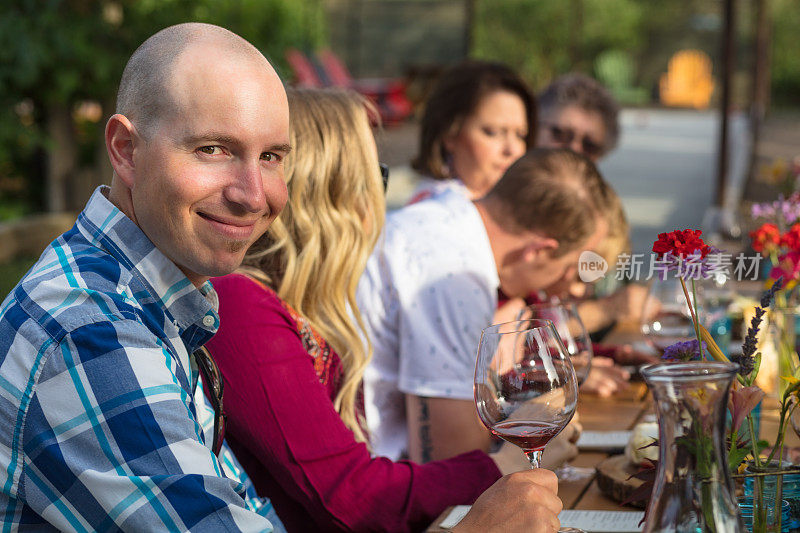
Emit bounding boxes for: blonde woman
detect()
[205,88,562,532]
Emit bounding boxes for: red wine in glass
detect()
[490,420,564,451]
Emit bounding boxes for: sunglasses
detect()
[546,123,604,158]
[194,346,226,457]
[379,163,390,192]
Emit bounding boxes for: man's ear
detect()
[522,235,559,263]
[105,114,138,187]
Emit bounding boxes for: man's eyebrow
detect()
[183,132,240,146]
[182,133,292,154]
[269,143,292,154]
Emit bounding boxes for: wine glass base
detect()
[555,463,595,482]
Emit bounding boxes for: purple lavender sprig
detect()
[662,340,706,362]
[733,277,784,378]
[761,277,784,308]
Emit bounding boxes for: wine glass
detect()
[641,276,697,354]
[474,318,579,469]
[519,302,593,386]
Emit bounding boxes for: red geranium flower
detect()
[770,250,800,281]
[781,223,800,251]
[652,229,711,258]
[750,223,780,253]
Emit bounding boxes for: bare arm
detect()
[406,394,491,463]
[406,394,581,470]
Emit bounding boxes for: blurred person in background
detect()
[359,148,610,464]
[412,65,648,396]
[537,73,620,162]
[536,73,657,387]
[408,60,536,203]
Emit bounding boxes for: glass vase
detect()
[642,362,744,533]
[740,461,800,532]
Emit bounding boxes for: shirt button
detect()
[202,315,215,327]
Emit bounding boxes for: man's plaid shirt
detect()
[0,187,272,531]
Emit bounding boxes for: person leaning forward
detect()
[0,23,563,533]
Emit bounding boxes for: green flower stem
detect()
[767,396,796,465]
[680,277,704,360]
[748,413,762,468]
[700,481,718,533]
[753,474,766,533]
[691,279,704,360]
[728,427,738,470]
[744,411,767,532]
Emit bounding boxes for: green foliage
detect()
[471,0,797,107]
[0,256,36,302]
[0,200,29,223]
[472,0,642,89]
[727,440,750,472]
[0,0,327,216]
[594,50,649,105]
[771,0,800,106]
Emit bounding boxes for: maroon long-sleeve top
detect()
[207,274,501,532]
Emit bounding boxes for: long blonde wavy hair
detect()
[240,88,385,443]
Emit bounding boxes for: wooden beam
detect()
[715,0,736,207]
[747,0,773,182]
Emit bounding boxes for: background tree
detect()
[0,0,326,218]
[471,0,642,89]
[771,0,800,106]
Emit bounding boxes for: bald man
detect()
[0,23,289,531]
[0,23,565,533]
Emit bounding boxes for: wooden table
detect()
[427,303,800,530]
[426,380,800,531]
[426,383,651,531]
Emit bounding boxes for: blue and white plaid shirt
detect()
[0,187,273,531]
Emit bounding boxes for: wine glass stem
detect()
[524,449,543,469]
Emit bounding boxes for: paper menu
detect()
[438,505,471,529]
[576,430,632,451]
[559,510,645,532]
[438,506,645,532]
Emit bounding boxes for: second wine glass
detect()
[641,276,697,354]
[519,302,593,386]
[474,318,579,469]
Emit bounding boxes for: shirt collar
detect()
[77,186,219,350]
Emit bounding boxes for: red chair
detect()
[316,49,413,125]
[285,49,323,88]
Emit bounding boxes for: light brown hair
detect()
[242,88,384,443]
[484,148,613,256]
